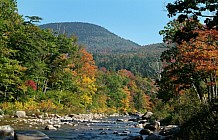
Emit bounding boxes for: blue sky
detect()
[17,0,175,45]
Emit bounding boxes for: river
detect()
[43,118,142,139]
[2,115,148,140]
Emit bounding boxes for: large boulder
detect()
[159,125,180,137]
[144,124,156,131]
[15,111,26,118]
[0,125,14,137]
[71,113,94,121]
[144,121,160,131]
[142,112,153,120]
[14,130,50,140]
[139,129,152,135]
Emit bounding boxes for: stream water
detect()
[42,118,142,140]
[3,116,148,140]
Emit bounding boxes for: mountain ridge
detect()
[40,22,140,52]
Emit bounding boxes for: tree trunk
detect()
[4,86,7,98]
[215,77,217,101]
[210,72,217,104]
[193,82,203,102]
[43,79,48,94]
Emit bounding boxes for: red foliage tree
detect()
[26,80,37,91]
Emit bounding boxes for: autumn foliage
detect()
[178,28,218,102]
[79,47,97,77]
[0,0,157,115]
[159,18,218,102]
[178,29,218,72]
[25,80,37,91]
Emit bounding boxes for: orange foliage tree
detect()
[159,18,218,103]
[178,29,218,102]
[79,47,97,77]
[74,47,97,109]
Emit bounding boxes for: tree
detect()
[46,35,79,92]
[178,28,218,102]
[78,47,97,78]
[9,25,52,93]
[0,48,26,101]
[0,0,26,101]
[166,0,218,29]
[71,47,97,109]
[159,0,218,103]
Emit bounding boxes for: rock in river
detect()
[139,129,152,135]
[45,125,57,130]
[142,112,153,120]
[15,130,50,140]
[0,125,14,137]
[123,135,143,140]
[15,111,26,118]
[146,134,160,140]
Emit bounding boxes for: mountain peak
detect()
[40,22,140,52]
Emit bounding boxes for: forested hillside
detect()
[94,43,167,78]
[40,22,140,52]
[40,22,167,78]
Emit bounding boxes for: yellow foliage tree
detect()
[120,86,131,113]
[74,47,98,109]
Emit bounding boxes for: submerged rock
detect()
[123,135,143,140]
[99,131,107,135]
[146,134,160,140]
[15,130,50,140]
[117,119,125,122]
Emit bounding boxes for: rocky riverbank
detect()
[0,111,180,140]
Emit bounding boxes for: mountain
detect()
[40,22,140,52]
[40,22,167,78]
